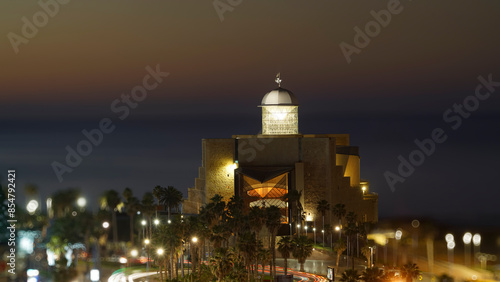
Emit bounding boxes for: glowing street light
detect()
[154,219,160,225]
[141,220,147,226]
[26,200,39,214]
[77,197,86,208]
[192,237,198,243]
[445,233,454,243]
[313,228,316,244]
[131,249,138,257]
[102,221,110,229]
[472,234,481,246]
[157,248,164,255]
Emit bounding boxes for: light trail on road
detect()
[108,266,328,282]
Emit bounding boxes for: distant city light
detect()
[395,230,402,240]
[411,219,420,228]
[473,234,481,246]
[26,200,38,214]
[90,269,100,282]
[131,249,138,257]
[463,232,472,244]
[447,241,456,250]
[20,237,34,254]
[445,233,454,243]
[77,197,86,207]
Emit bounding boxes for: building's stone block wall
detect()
[204,139,235,201]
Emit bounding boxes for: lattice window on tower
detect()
[262,106,298,135]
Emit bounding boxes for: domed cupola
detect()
[259,74,299,135]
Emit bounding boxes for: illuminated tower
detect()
[260,74,299,135]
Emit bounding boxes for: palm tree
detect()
[360,267,384,282]
[141,192,155,240]
[400,262,421,282]
[316,199,330,246]
[340,269,360,282]
[209,247,235,282]
[332,203,346,239]
[51,188,80,218]
[265,205,282,277]
[154,185,183,221]
[249,206,266,235]
[238,231,258,281]
[282,189,302,235]
[437,273,454,282]
[101,190,121,243]
[292,235,314,272]
[277,236,294,275]
[257,247,271,276]
[123,188,139,244]
[333,239,347,268]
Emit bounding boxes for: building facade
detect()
[184,79,378,233]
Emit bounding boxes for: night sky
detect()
[1,1,500,224]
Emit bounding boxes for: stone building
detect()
[184,77,378,234]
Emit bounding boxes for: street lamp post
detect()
[191,237,198,281]
[463,232,472,267]
[322,229,325,247]
[368,246,374,267]
[394,229,402,267]
[141,220,147,240]
[144,239,150,276]
[313,228,316,245]
[411,219,420,260]
[447,240,455,273]
[445,233,455,273]
[473,233,481,267]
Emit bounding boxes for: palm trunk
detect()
[159,265,163,282]
[300,262,305,272]
[112,210,118,243]
[130,213,134,244]
[271,234,276,277]
[284,257,288,275]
